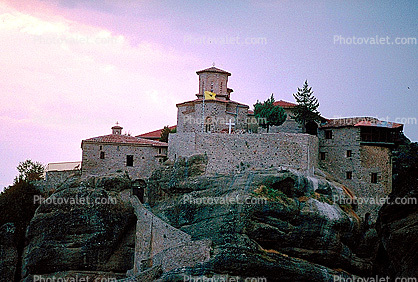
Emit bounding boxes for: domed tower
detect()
[196,66,232,101]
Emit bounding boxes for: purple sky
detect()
[0,0,417,190]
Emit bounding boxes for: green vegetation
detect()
[254,94,287,133]
[159,126,177,142]
[14,159,45,184]
[0,160,44,281]
[291,80,322,133]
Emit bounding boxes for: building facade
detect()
[176,67,250,134]
[81,125,168,180]
[318,117,403,220]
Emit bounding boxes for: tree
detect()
[291,80,321,133]
[159,126,176,142]
[14,159,45,183]
[254,94,287,133]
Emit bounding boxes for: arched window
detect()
[205,116,212,133]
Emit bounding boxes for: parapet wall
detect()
[168,132,318,175]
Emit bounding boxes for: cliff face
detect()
[14,149,416,281]
[374,143,418,277]
[147,156,377,281]
[0,223,18,281]
[21,175,137,281]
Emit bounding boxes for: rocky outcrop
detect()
[21,173,136,281]
[147,155,378,281]
[0,223,18,281]
[17,149,416,281]
[374,143,418,277]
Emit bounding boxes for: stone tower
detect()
[196,66,232,101]
[175,66,249,133]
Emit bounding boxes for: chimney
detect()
[112,122,123,135]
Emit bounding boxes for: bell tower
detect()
[196,66,232,101]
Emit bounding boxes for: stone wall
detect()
[359,145,392,218]
[82,143,167,180]
[120,191,211,275]
[177,100,249,133]
[168,132,318,175]
[35,170,81,194]
[318,126,392,220]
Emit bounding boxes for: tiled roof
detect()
[136,126,177,140]
[196,66,231,76]
[83,134,168,147]
[176,98,249,107]
[321,117,403,129]
[273,100,297,108]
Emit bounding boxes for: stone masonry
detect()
[168,132,318,176]
[81,125,168,180]
[120,190,211,276]
[318,123,395,221]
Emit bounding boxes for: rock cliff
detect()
[21,174,136,281]
[13,150,416,281]
[146,155,377,281]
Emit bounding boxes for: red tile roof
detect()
[136,126,177,140]
[321,117,403,129]
[273,100,297,108]
[82,134,168,147]
[196,66,231,76]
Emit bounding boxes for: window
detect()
[325,130,333,139]
[371,173,378,183]
[346,150,352,157]
[100,151,105,159]
[126,155,133,166]
[99,145,102,150]
[205,124,211,132]
[158,148,162,154]
[320,152,326,160]
[117,146,120,151]
[346,171,352,179]
[210,82,214,92]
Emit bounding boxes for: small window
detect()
[325,130,333,139]
[158,148,162,154]
[346,150,352,157]
[127,155,134,167]
[320,152,326,160]
[100,151,105,159]
[99,145,102,150]
[371,173,378,183]
[346,171,352,179]
[117,146,120,151]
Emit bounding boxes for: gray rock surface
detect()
[147,155,376,281]
[0,223,18,281]
[21,173,136,280]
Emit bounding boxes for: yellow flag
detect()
[204,91,216,100]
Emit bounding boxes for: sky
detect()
[0,0,417,190]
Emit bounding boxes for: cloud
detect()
[0,1,201,188]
